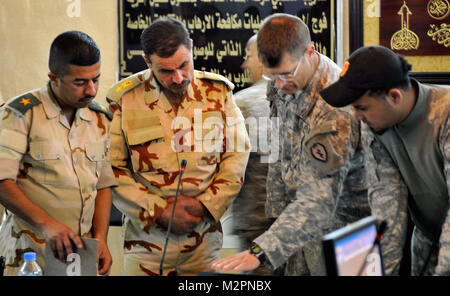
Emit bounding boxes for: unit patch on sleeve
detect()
[310,143,328,162]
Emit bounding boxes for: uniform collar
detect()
[42,81,93,122]
[398,79,427,129]
[42,81,62,119]
[78,107,94,122]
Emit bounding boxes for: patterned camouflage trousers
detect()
[122,218,222,276]
[411,227,438,276]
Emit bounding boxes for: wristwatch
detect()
[249,243,266,264]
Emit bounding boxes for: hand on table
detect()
[211,250,261,272]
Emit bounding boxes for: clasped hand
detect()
[157,195,205,235]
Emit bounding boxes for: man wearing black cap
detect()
[321,45,450,275]
[212,13,371,275]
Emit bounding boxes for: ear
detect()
[305,43,316,58]
[48,72,58,86]
[387,88,402,106]
[142,54,152,70]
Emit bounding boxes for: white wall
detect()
[0,0,118,104]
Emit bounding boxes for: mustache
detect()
[171,80,189,87]
[79,95,95,102]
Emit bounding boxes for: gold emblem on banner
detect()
[427,0,450,20]
[427,23,450,47]
[390,1,420,50]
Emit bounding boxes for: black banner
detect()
[119,0,336,91]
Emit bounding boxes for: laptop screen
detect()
[322,216,385,276]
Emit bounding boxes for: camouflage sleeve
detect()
[254,111,360,269]
[0,107,30,181]
[96,115,118,190]
[361,123,409,275]
[265,83,288,218]
[109,106,167,233]
[434,115,450,275]
[196,91,250,222]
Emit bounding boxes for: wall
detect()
[363,0,450,72]
[0,0,118,104]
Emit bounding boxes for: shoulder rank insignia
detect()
[106,69,150,103]
[7,93,41,115]
[196,70,235,91]
[89,100,113,121]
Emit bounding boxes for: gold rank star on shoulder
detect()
[20,98,31,106]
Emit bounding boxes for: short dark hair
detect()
[141,17,190,61]
[49,31,100,76]
[257,13,310,67]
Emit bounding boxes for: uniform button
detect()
[74,160,78,165]
[69,134,74,139]
[205,196,211,201]
[214,205,220,210]
[287,132,291,139]
[92,155,96,160]
[56,153,61,159]
[37,153,42,159]
[149,210,154,217]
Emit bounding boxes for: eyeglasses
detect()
[262,56,304,82]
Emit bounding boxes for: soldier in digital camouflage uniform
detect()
[0,31,116,276]
[321,45,450,276]
[106,17,249,276]
[212,13,370,275]
[231,35,282,276]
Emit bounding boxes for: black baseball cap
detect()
[320,45,411,107]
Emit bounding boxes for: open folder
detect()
[44,238,98,276]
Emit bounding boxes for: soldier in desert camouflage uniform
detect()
[0,31,116,276]
[106,17,249,276]
[321,45,450,276]
[212,14,370,275]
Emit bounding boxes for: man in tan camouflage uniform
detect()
[321,46,450,275]
[106,17,249,276]
[213,13,370,275]
[0,31,116,276]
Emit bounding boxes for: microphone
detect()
[159,159,187,276]
[356,220,387,276]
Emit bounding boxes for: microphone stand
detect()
[159,160,187,276]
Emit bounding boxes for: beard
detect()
[168,80,190,95]
[154,75,191,100]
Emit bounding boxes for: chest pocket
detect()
[85,142,106,177]
[29,141,65,185]
[194,111,223,165]
[126,125,170,172]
